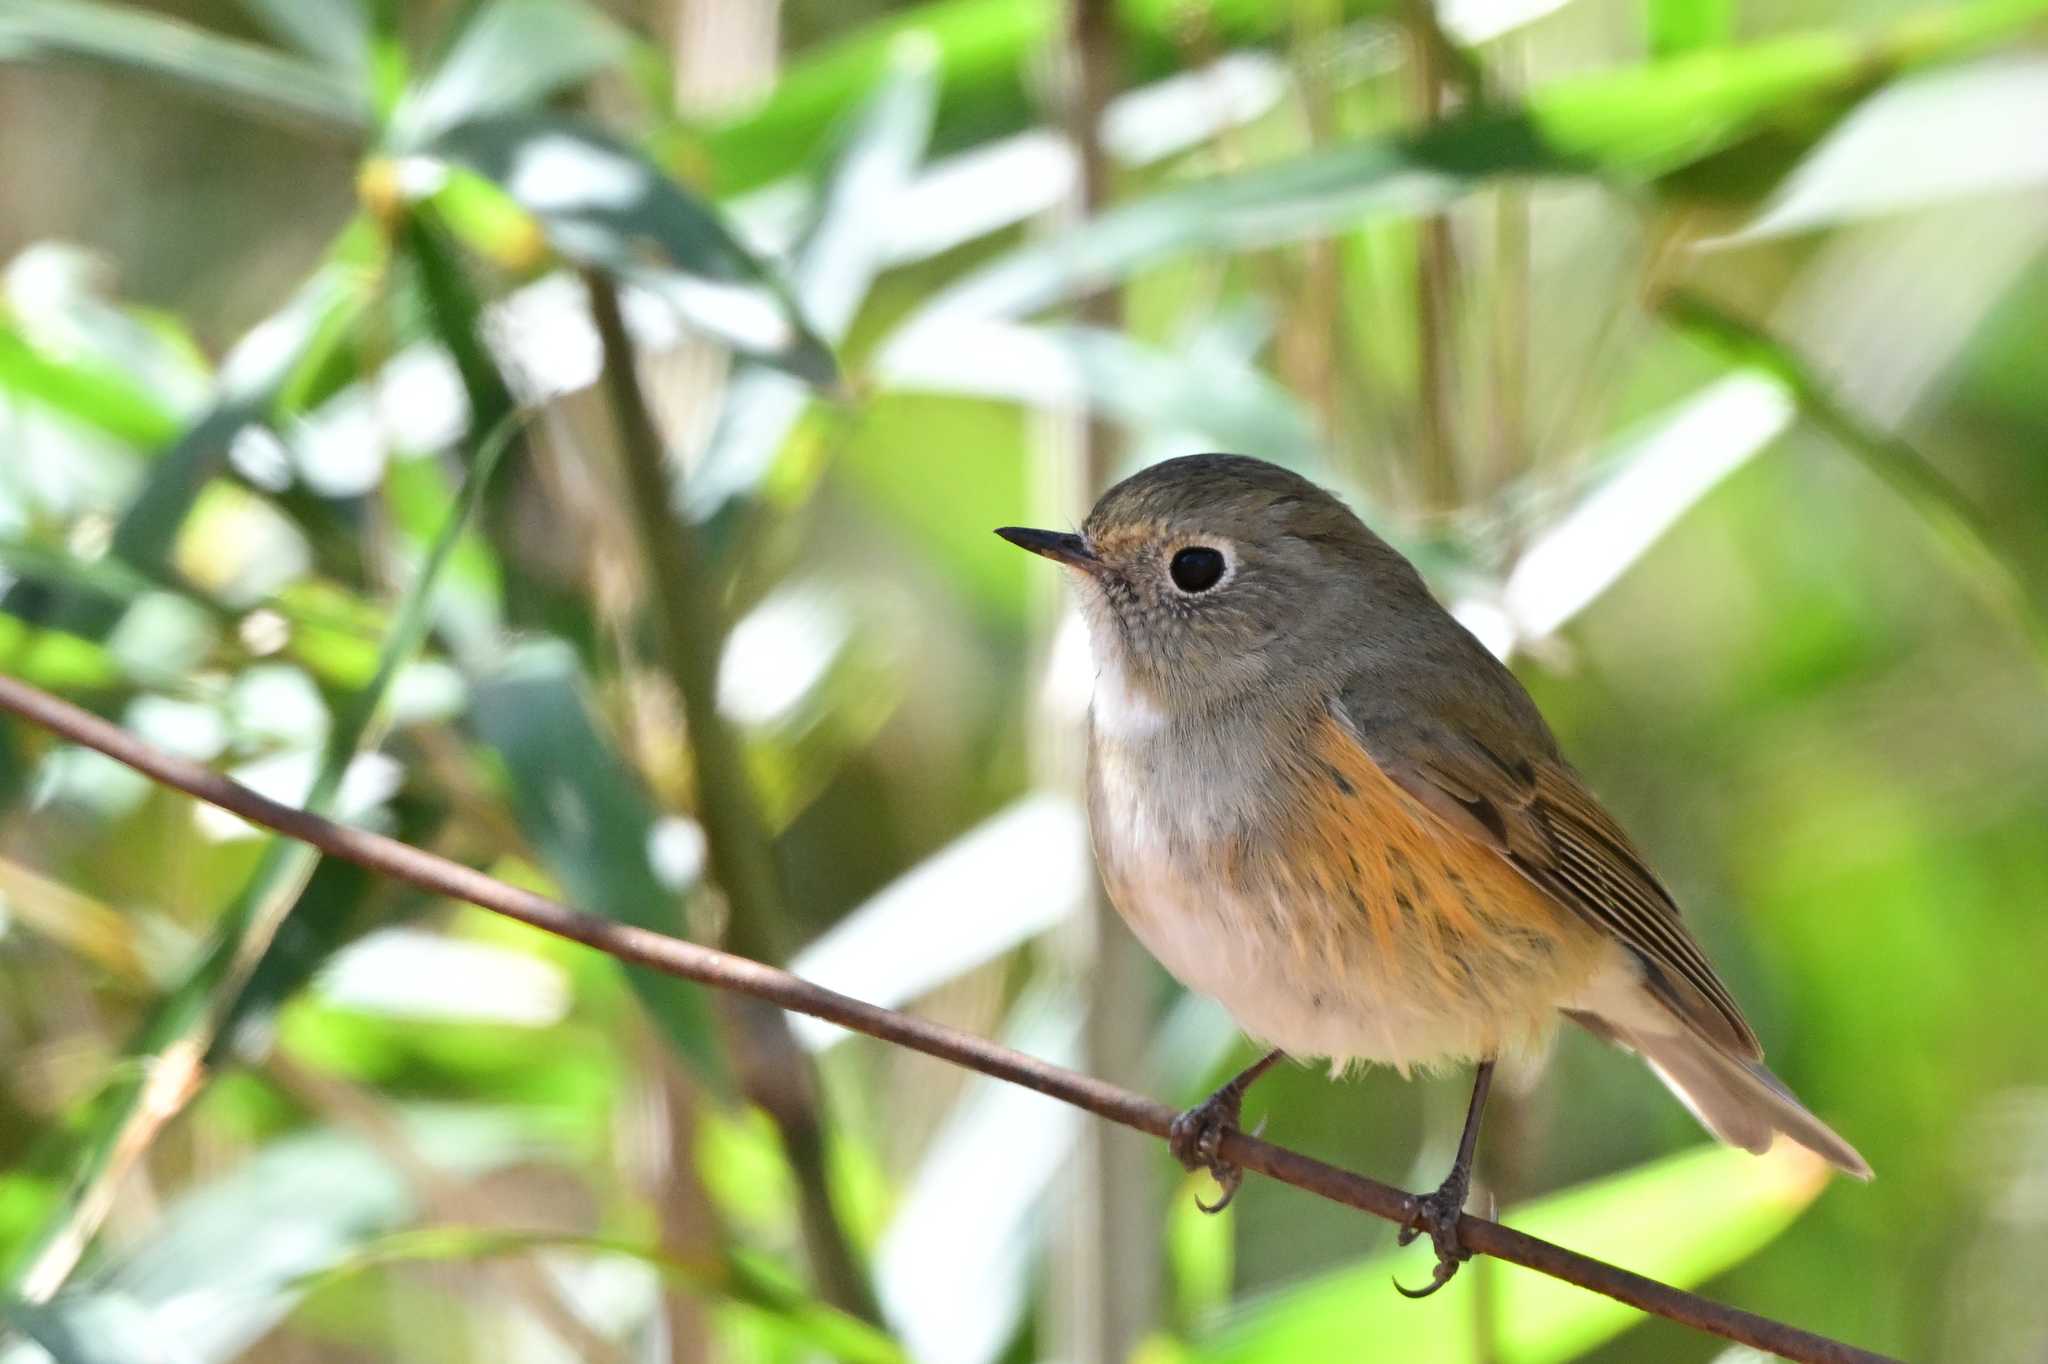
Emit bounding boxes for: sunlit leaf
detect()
[4,414,512,1302]
[1727,54,2048,240]
[908,0,2047,323]
[879,319,1322,468]
[1647,0,1734,58]
[0,0,366,133]
[308,1227,907,1364]
[690,0,1394,195]
[392,0,628,147]
[0,1293,194,1364]
[1665,289,2048,672]
[3,1110,548,1364]
[234,0,369,84]
[690,40,938,522]
[0,326,180,451]
[429,114,836,383]
[722,584,907,831]
[875,54,1286,270]
[787,795,1088,1051]
[2,260,370,639]
[1471,373,1797,654]
[877,991,1084,1364]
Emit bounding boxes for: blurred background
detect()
[2,0,2047,1360]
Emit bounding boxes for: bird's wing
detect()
[1337,701,1762,1060]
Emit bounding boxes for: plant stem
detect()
[583,272,881,1325]
[1401,0,1470,514]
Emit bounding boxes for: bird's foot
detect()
[1393,1168,1474,1299]
[1168,1091,1262,1214]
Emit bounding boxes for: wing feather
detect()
[1339,703,1762,1060]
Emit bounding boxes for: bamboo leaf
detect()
[688,0,1394,195]
[1727,54,2048,240]
[1,258,371,639]
[428,114,837,384]
[6,1110,548,1364]
[1664,289,2048,673]
[0,325,182,450]
[3,413,516,1303]
[0,0,366,133]
[0,1294,192,1364]
[306,1227,906,1364]
[691,41,939,522]
[234,0,369,83]
[907,0,2048,323]
[1648,0,1735,59]
[392,0,629,148]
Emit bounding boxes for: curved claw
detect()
[1392,1186,1471,1298]
[1171,1106,1268,1215]
[1391,1257,1461,1300]
[1194,1167,1243,1214]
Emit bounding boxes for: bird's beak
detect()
[994,526,1099,571]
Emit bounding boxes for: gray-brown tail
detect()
[1566,1006,1871,1180]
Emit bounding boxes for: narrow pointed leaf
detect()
[393,0,628,147]
[429,114,835,384]
[691,44,938,520]
[0,0,366,132]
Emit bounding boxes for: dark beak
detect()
[994,526,1098,570]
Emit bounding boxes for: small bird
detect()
[998,453,1867,1296]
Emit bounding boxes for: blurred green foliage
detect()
[1,0,2046,1361]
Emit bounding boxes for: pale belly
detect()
[1088,709,1603,1074]
[1108,858,1542,1073]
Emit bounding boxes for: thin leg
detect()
[1394,1058,1495,1299]
[1168,1049,1285,1214]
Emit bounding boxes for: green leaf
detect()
[902,113,1567,326]
[4,413,515,1303]
[1647,0,1734,59]
[1729,54,2048,240]
[235,0,370,85]
[2,258,371,639]
[1193,1144,1830,1364]
[428,113,837,384]
[0,1293,195,1364]
[392,0,629,147]
[0,0,367,133]
[306,1228,907,1364]
[33,1109,549,1363]
[688,0,1393,195]
[1664,290,2048,675]
[468,641,734,1097]
[879,320,1322,470]
[1485,373,1797,651]
[908,0,2048,323]
[787,795,1084,1051]
[0,324,182,449]
[690,42,938,522]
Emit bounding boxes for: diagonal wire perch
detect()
[0,672,1899,1364]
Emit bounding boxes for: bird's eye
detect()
[1169,546,1226,593]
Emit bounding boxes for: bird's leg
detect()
[1395,1058,1495,1299]
[1169,1049,1285,1213]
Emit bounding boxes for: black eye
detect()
[1169,547,1226,593]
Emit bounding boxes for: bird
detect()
[996,452,1868,1297]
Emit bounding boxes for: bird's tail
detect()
[1566,1001,1871,1180]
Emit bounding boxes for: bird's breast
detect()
[1086,702,1601,1070]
